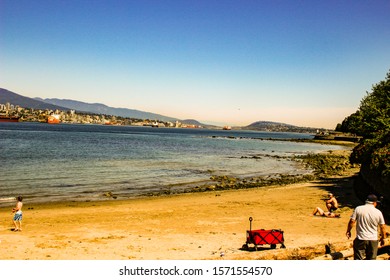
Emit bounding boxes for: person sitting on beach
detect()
[326,193,338,212]
[12,196,23,231]
[313,206,340,218]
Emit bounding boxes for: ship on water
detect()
[0,115,20,122]
[47,114,60,124]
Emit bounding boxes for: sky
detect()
[1,0,390,129]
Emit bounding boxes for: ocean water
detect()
[0,122,344,205]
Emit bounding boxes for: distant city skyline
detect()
[1,0,390,129]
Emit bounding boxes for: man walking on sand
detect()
[346,194,387,260]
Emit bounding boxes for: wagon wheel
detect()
[270,244,277,249]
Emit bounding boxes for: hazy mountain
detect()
[38,98,178,122]
[180,119,219,129]
[1,87,320,132]
[0,87,210,125]
[245,121,297,130]
[181,119,203,125]
[0,88,69,111]
[242,121,319,133]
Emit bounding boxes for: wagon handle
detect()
[249,217,253,231]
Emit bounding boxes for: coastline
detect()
[1,123,347,206]
[3,149,386,260]
[0,146,354,207]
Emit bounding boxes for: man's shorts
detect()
[13,212,23,221]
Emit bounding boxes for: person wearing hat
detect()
[346,194,387,260]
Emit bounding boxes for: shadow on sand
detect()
[312,174,390,223]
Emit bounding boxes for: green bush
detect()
[337,70,390,194]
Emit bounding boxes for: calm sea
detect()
[0,122,344,205]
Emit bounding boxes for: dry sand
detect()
[3,164,386,260]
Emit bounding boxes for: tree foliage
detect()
[337,71,390,138]
[336,110,363,135]
[340,70,390,181]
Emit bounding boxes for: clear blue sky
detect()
[1,0,389,128]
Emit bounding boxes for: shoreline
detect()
[1,124,355,206]
[2,147,380,260]
[0,147,356,208]
[2,159,380,260]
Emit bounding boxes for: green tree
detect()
[336,110,363,135]
[350,70,390,164]
[357,71,390,138]
[338,71,390,137]
[343,70,390,203]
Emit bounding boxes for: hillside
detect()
[37,98,178,122]
[1,87,322,132]
[0,87,214,125]
[242,121,320,133]
[0,88,69,111]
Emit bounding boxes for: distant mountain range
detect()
[0,88,70,111]
[1,87,321,132]
[35,97,179,122]
[0,87,180,122]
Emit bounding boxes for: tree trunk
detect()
[313,237,390,260]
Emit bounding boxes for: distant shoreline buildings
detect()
[0,101,202,128]
[1,101,334,134]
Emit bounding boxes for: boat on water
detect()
[0,115,20,122]
[223,126,232,130]
[47,114,60,124]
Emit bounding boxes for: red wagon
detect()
[242,217,286,250]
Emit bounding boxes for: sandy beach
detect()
[3,154,387,261]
